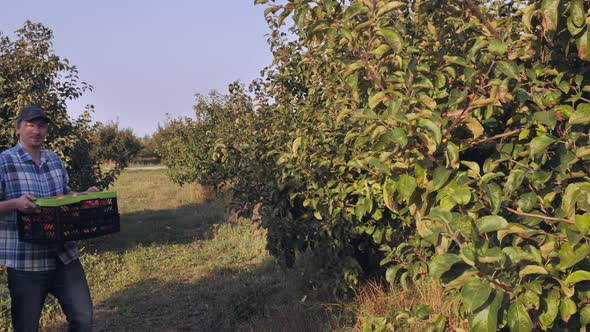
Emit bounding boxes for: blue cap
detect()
[17,105,51,123]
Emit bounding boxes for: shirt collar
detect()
[15,142,48,165]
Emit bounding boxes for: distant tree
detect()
[134,134,161,164]
[0,21,127,190]
[151,90,243,186]
[87,121,142,184]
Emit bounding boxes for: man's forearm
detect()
[0,199,18,215]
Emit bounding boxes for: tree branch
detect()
[505,207,575,225]
[465,0,502,41]
[471,128,522,145]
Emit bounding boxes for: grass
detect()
[23,169,338,331]
[0,169,461,331]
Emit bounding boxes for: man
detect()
[0,105,97,331]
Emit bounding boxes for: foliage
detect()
[88,121,143,186]
[153,89,253,186]
[134,134,161,164]
[187,0,590,331]
[0,21,124,190]
[248,0,590,330]
[159,0,590,329]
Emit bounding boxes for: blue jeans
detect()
[7,258,93,332]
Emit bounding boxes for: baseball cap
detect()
[16,105,51,124]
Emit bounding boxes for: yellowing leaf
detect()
[379,27,403,52]
[313,210,322,220]
[369,91,387,109]
[519,265,548,278]
[565,270,590,285]
[465,117,484,139]
[376,1,406,17]
[292,137,302,154]
[577,28,590,61]
[419,94,436,110]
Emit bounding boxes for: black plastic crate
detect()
[17,193,120,243]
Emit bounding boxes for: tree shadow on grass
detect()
[82,201,225,254]
[45,260,339,332]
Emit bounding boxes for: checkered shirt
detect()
[0,142,79,271]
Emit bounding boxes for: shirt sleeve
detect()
[0,161,5,201]
[60,160,72,194]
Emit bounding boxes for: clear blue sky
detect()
[1,1,273,136]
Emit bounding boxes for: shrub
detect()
[0,21,129,190]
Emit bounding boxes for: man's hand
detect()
[85,186,100,193]
[15,194,37,212]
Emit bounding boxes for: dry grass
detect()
[347,278,468,332]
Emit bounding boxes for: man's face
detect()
[16,118,49,149]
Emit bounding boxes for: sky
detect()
[1,1,274,136]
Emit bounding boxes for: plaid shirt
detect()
[0,142,79,271]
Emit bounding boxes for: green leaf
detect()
[504,169,525,195]
[398,174,417,202]
[569,106,590,126]
[530,135,556,156]
[560,298,577,323]
[429,253,461,278]
[443,181,472,205]
[539,289,560,329]
[294,5,308,26]
[380,128,408,147]
[379,27,403,52]
[372,227,384,244]
[496,61,520,81]
[576,213,590,233]
[507,300,533,332]
[517,192,537,213]
[386,265,400,284]
[558,242,590,269]
[432,167,452,191]
[470,291,503,332]
[476,215,508,235]
[488,39,508,55]
[532,110,557,128]
[445,142,459,169]
[567,0,585,36]
[418,119,442,144]
[368,157,391,175]
[461,279,492,312]
[565,270,590,285]
[461,161,481,178]
[484,182,502,214]
[580,305,590,326]
[428,207,454,224]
